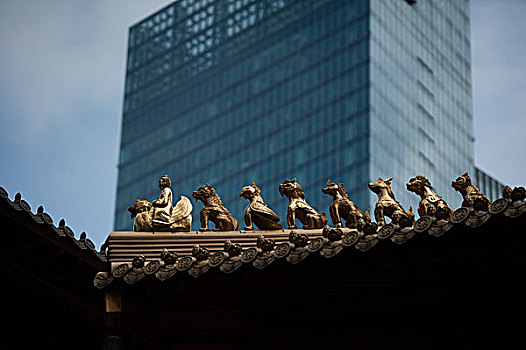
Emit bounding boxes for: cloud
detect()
[0,0,168,141]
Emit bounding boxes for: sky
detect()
[0,0,525,248]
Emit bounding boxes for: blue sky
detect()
[1,0,525,248]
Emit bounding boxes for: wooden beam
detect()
[105,289,122,313]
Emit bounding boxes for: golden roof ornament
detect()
[407,175,451,220]
[240,183,282,230]
[91,171,526,288]
[279,178,328,229]
[127,175,192,232]
[368,177,414,228]
[322,179,372,230]
[193,184,239,231]
[452,172,491,211]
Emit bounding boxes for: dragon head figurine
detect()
[406,175,433,197]
[240,182,261,200]
[368,177,394,196]
[279,178,305,200]
[451,172,472,193]
[192,183,216,203]
[128,199,152,218]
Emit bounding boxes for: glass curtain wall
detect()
[115,0,371,231]
[114,0,474,231]
[369,0,473,211]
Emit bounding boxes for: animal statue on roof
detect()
[193,183,239,231]
[322,179,372,229]
[368,177,414,227]
[128,175,192,232]
[407,175,451,220]
[502,185,526,202]
[240,183,282,230]
[279,178,328,229]
[451,172,491,211]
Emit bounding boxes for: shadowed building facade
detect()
[474,166,504,200]
[114,0,474,231]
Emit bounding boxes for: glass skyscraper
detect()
[474,167,504,201]
[114,0,473,231]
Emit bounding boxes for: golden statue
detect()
[193,184,239,231]
[128,175,192,232]
[407,175,451,220]
[279,178,327,229]
[322,180,371,229]
[240,183,282,230]
[368,177,414,227]
[452,172,491,211]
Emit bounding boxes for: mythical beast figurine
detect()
[452,172,491,211]
[279,178,328,229]
[503,185,526,202]
[240,183,282,230]
[322,180,372,229]
[407,175,451,220]
[368,177,414,227]
[128,175,192,232]
[193,184,239,231]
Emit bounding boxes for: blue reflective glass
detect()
[115,0,474,231]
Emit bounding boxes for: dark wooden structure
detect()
[2,185,526,349]
[0,187,112,348]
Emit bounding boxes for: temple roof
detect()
[2,182,525,348]
[0,186,107,349]
[0,186,106,269]
[95,190,526,289]
[0,187,107,268]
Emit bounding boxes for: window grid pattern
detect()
[474,167,504,201]
[115,0,475,231]
[124,0,301,112]
[369,0,474,211]
[115,0,371,231]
